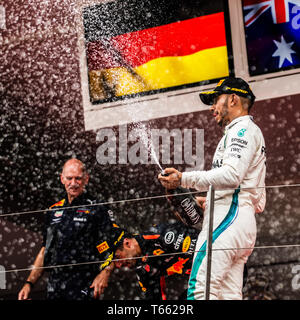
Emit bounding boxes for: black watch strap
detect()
[25,280,34,289]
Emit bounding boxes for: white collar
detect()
[225,115,253,131]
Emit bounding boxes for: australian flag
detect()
[243,0,300,75]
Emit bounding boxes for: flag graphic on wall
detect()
[83,0,231,103]
[243,0,300,76]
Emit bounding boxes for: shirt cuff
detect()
[181,172,193,189]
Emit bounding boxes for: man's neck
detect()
[68,195,75,204]
[228,110,248,125]
[67,192,84,204]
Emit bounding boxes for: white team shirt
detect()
[181,115,266,213]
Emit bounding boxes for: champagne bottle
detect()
[161,171,203,229]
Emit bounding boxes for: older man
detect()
[159,77,266,300]
[18,159,116,300]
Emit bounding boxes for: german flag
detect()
[83,0,230,102]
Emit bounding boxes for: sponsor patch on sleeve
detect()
[182,236,191,253]
[97,241,109,254]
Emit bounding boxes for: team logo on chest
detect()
[76,208,91,214]
[54,210,63,217]
[237,128,247,137]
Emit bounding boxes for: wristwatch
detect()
[25,280,34,289]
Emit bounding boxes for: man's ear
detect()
[123,238,131,249]
[60,174,65,185]
[84,173,89,185]
[231,94,240,107]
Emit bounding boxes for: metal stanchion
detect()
[204,184,215,300]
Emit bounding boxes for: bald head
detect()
[62,159,87,176]
[60,159,89,203]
